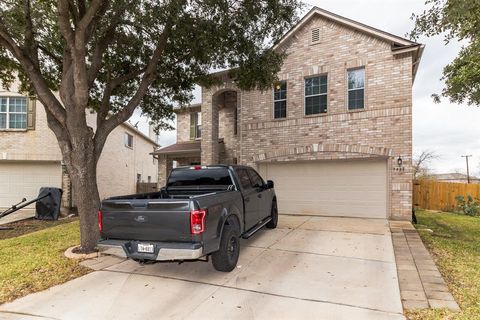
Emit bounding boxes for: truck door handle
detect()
[245,197,250,203]
[257,194,262,198]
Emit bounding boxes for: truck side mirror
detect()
[266,180,274,189]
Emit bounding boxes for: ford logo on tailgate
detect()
[134,215,148,223]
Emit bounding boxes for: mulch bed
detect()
[0,217,77,240]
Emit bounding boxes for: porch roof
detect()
[151,141,201,155]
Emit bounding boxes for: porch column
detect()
[201,90,219,165]
[157,154,173,187]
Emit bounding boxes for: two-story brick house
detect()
[153,7,424,221]
[0,81,159,213]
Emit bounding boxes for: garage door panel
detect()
[259,160,387,219]
[0,162,62,208]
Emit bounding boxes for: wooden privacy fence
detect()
[413,179,480,212]
[136,182,158,194]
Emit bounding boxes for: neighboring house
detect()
[428,173,480,184]
[0,82,159,213]
[154,7,424,221]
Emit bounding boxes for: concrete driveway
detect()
[0,215,404,320]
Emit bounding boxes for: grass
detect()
[0,220,90,304]
[406,210,480,320]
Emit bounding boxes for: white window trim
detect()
[0,96,28,130]
[194,112,202,140]
[304,74,328,116]
[272,81,287,119]
[124,132,134,148]
[347,67,366,111]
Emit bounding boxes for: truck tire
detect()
[266,200,278,229]
[212,224,240,272]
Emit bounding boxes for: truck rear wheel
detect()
[266,200,278,229]
[212,225,240,272]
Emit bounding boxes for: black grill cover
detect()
[35,187,62,220]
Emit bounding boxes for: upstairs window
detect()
[0,97,28,129]
[305,75,328,115]
[348,68,365,110]
[273,82,287,119]
[190,112,202,140]
[124,132,133,148]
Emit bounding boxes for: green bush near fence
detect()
[455,195,480,217]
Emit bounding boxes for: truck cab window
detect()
[236,168,253,190]
[247,169,264,188]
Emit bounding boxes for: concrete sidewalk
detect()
[0,215,405,320]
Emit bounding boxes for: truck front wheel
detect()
[212,225,240,272]
[266,200,278,229]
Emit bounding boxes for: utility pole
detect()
[461,155,472,184]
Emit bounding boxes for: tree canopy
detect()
[410,0,480,105]
[0,0,303,252]
[0,0,302,131]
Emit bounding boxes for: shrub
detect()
[455,195,480,217]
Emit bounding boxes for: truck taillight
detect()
[98,210,103,232]
[190,209,206,234]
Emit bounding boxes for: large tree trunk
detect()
[61,131,101,253]
[70,157,100,253]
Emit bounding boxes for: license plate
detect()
[137,243,154,253]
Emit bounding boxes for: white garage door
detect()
[0,162,62,209]
[258,159,387,218]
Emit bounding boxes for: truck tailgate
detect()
[101,199,192,242]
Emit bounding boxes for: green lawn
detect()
[406,210,480,320]
[0,220,90,304]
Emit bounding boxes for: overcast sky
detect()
[133,0,480,176]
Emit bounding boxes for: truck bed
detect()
[100,186,237,242]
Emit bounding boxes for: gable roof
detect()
[205,7,424,85]
[122,122,159,147]
[273,7,424,81]
[274,7,418,49]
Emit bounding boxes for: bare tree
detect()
[413,150,439,179]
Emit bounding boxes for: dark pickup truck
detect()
[97,165,278,272]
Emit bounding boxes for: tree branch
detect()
[96,67,146,128]
[38,44,62,64]
[23,0,39,68]
[66,0,79,26]
[77,0,105,37]
[93,25,172,161]
[0,23,67,125]
[57,0,75,50]
[87,21,120,86]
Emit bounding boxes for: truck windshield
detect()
[167,168,233,187]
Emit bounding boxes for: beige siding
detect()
[0,81,62,162]
[96,126,158,199]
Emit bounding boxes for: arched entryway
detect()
[201,88,240,165]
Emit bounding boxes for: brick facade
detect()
[160,9,421,220]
